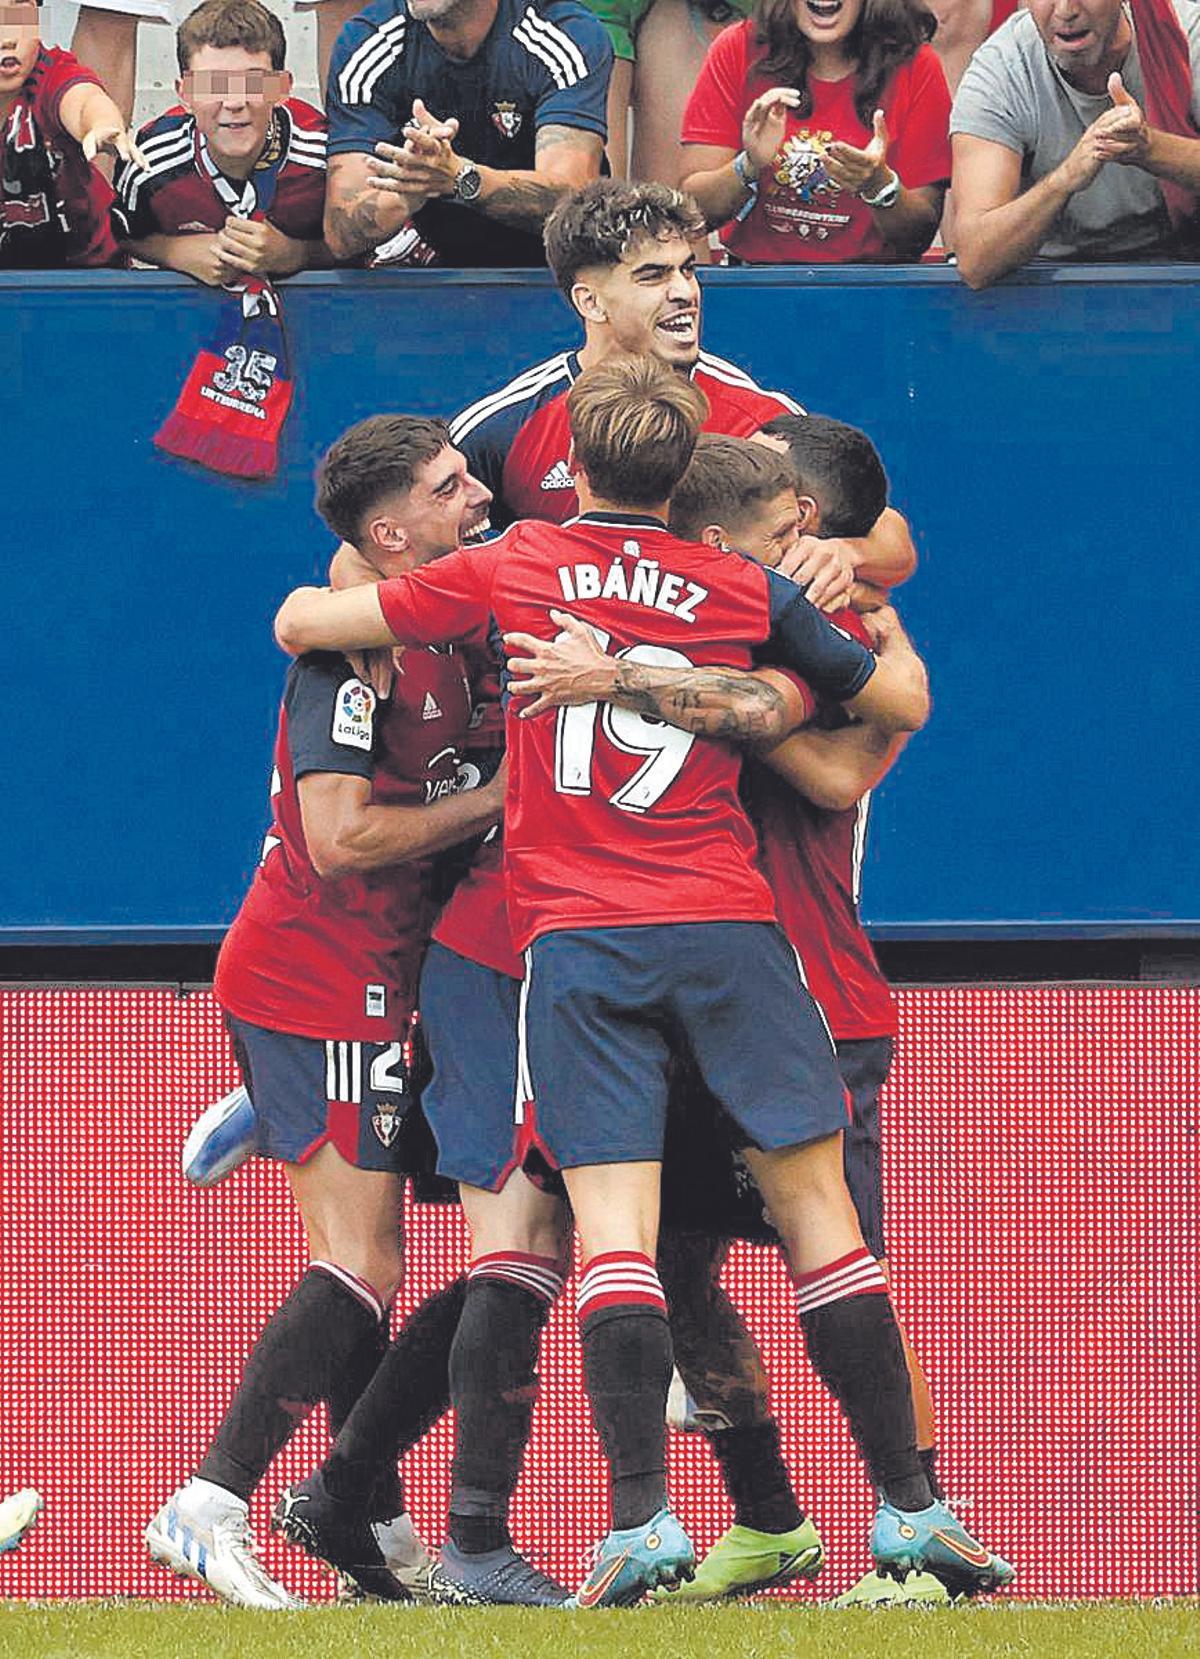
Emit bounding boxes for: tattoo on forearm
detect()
[480,175,568,229]
[326,187,389,257]
[611,664,787,740]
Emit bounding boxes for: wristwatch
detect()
[452,160,482,203]
[859,171,900,210]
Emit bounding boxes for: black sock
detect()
[707,1422,803,1533]
[447,1278,554,1555]
[323,1312,405,1520]
[198,1266,382,1501]
[920,1445,944,1502]
[322,1276,466,1509]
[800,1292,930,1513]
[581,1303,673,1531]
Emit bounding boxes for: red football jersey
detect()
[1,47,120,268]
[449,348,803,532]
[745,609,894,1037]
[376,513,874,950]
[112,100,326,243]
[215,647,473,1040]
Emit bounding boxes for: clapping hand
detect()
[742,86,801,170]
[370,98,461,202]
[825,109,892,197]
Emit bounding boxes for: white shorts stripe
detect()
[514,949,534,1126]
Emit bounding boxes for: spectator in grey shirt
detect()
[949,0,1200,285]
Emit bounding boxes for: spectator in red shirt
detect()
[681,0,951,260]
[112,0,330,284]
[1,0,142,266]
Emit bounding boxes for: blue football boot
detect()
[182,1086,257,1187]
[871,1500,1014,1598]
[565,1508,696,1608]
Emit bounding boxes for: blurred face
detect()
[1026,0,1128,72]
[406,0,472,21]
[579,234,702,369]
[178,46,290,167]
[388,444,492,566]
[0,2,41,98]
[723,490,804,569]
[791,0,865,56]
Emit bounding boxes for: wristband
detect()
[859,170,900,209]
[732,150,759,222]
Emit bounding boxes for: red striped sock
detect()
[792,1246,887,1316]
[467,1251,565,1307]
[576,1251,667,1321]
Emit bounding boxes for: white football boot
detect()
[145,1477,303,1609]
[0,1488,43,1555]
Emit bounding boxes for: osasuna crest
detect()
[372,1104,403,1147]
[491,100,523,139]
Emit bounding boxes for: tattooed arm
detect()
[324,151,417,261]
[504,610,813,744]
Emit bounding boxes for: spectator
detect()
[680,0,951,262]
[112,0,329,284]
[590,0,751,181]
[322,0,611,267]
[951,0,1200,286]
[1,0,142,266]
[927,0,1018,94]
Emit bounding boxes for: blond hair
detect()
[567,355,709,508]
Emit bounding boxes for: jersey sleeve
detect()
[889,46,951,189]
[530,6,613,138]
[111,117,177,240]
[761,569,876,702]
[326,13,405,157]
[34,47,103,139]
[681,22,748,148]
[377,543,495,645]
[285,654,379,781]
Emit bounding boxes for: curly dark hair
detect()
[544,181,707,296]
[753,0,936,127]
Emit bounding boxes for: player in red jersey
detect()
[506,423,1004,1605]
[449,178,916,610]
[144,415,503,1611]
[273,356,1008,1606]
[0,1,142,267]
[111,0,328,283]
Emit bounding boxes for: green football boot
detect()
[656,1518,824,1603]
[829,1567,955,1607]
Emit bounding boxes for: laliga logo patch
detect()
[774,131,840,204]
[372,1105,402,1147]
[491,100,523,139]
[331,678,376,750]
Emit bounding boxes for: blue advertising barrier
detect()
[2,263,1197,941]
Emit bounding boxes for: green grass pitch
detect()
[2,1603,1197,1659]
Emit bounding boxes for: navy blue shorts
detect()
[225,1013,413,1174]
[660,1035,892,1256]
[518,922,849,1171]
[419,942,523,1192]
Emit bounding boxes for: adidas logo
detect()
[421,692,442,721]
[540,460,574,491]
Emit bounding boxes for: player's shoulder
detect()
[287,652,381,753]
[449,351,575,449]
[695,349,804,418]
[27,45,96,111]
[331,0,411,97]
[286,649,358,699]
